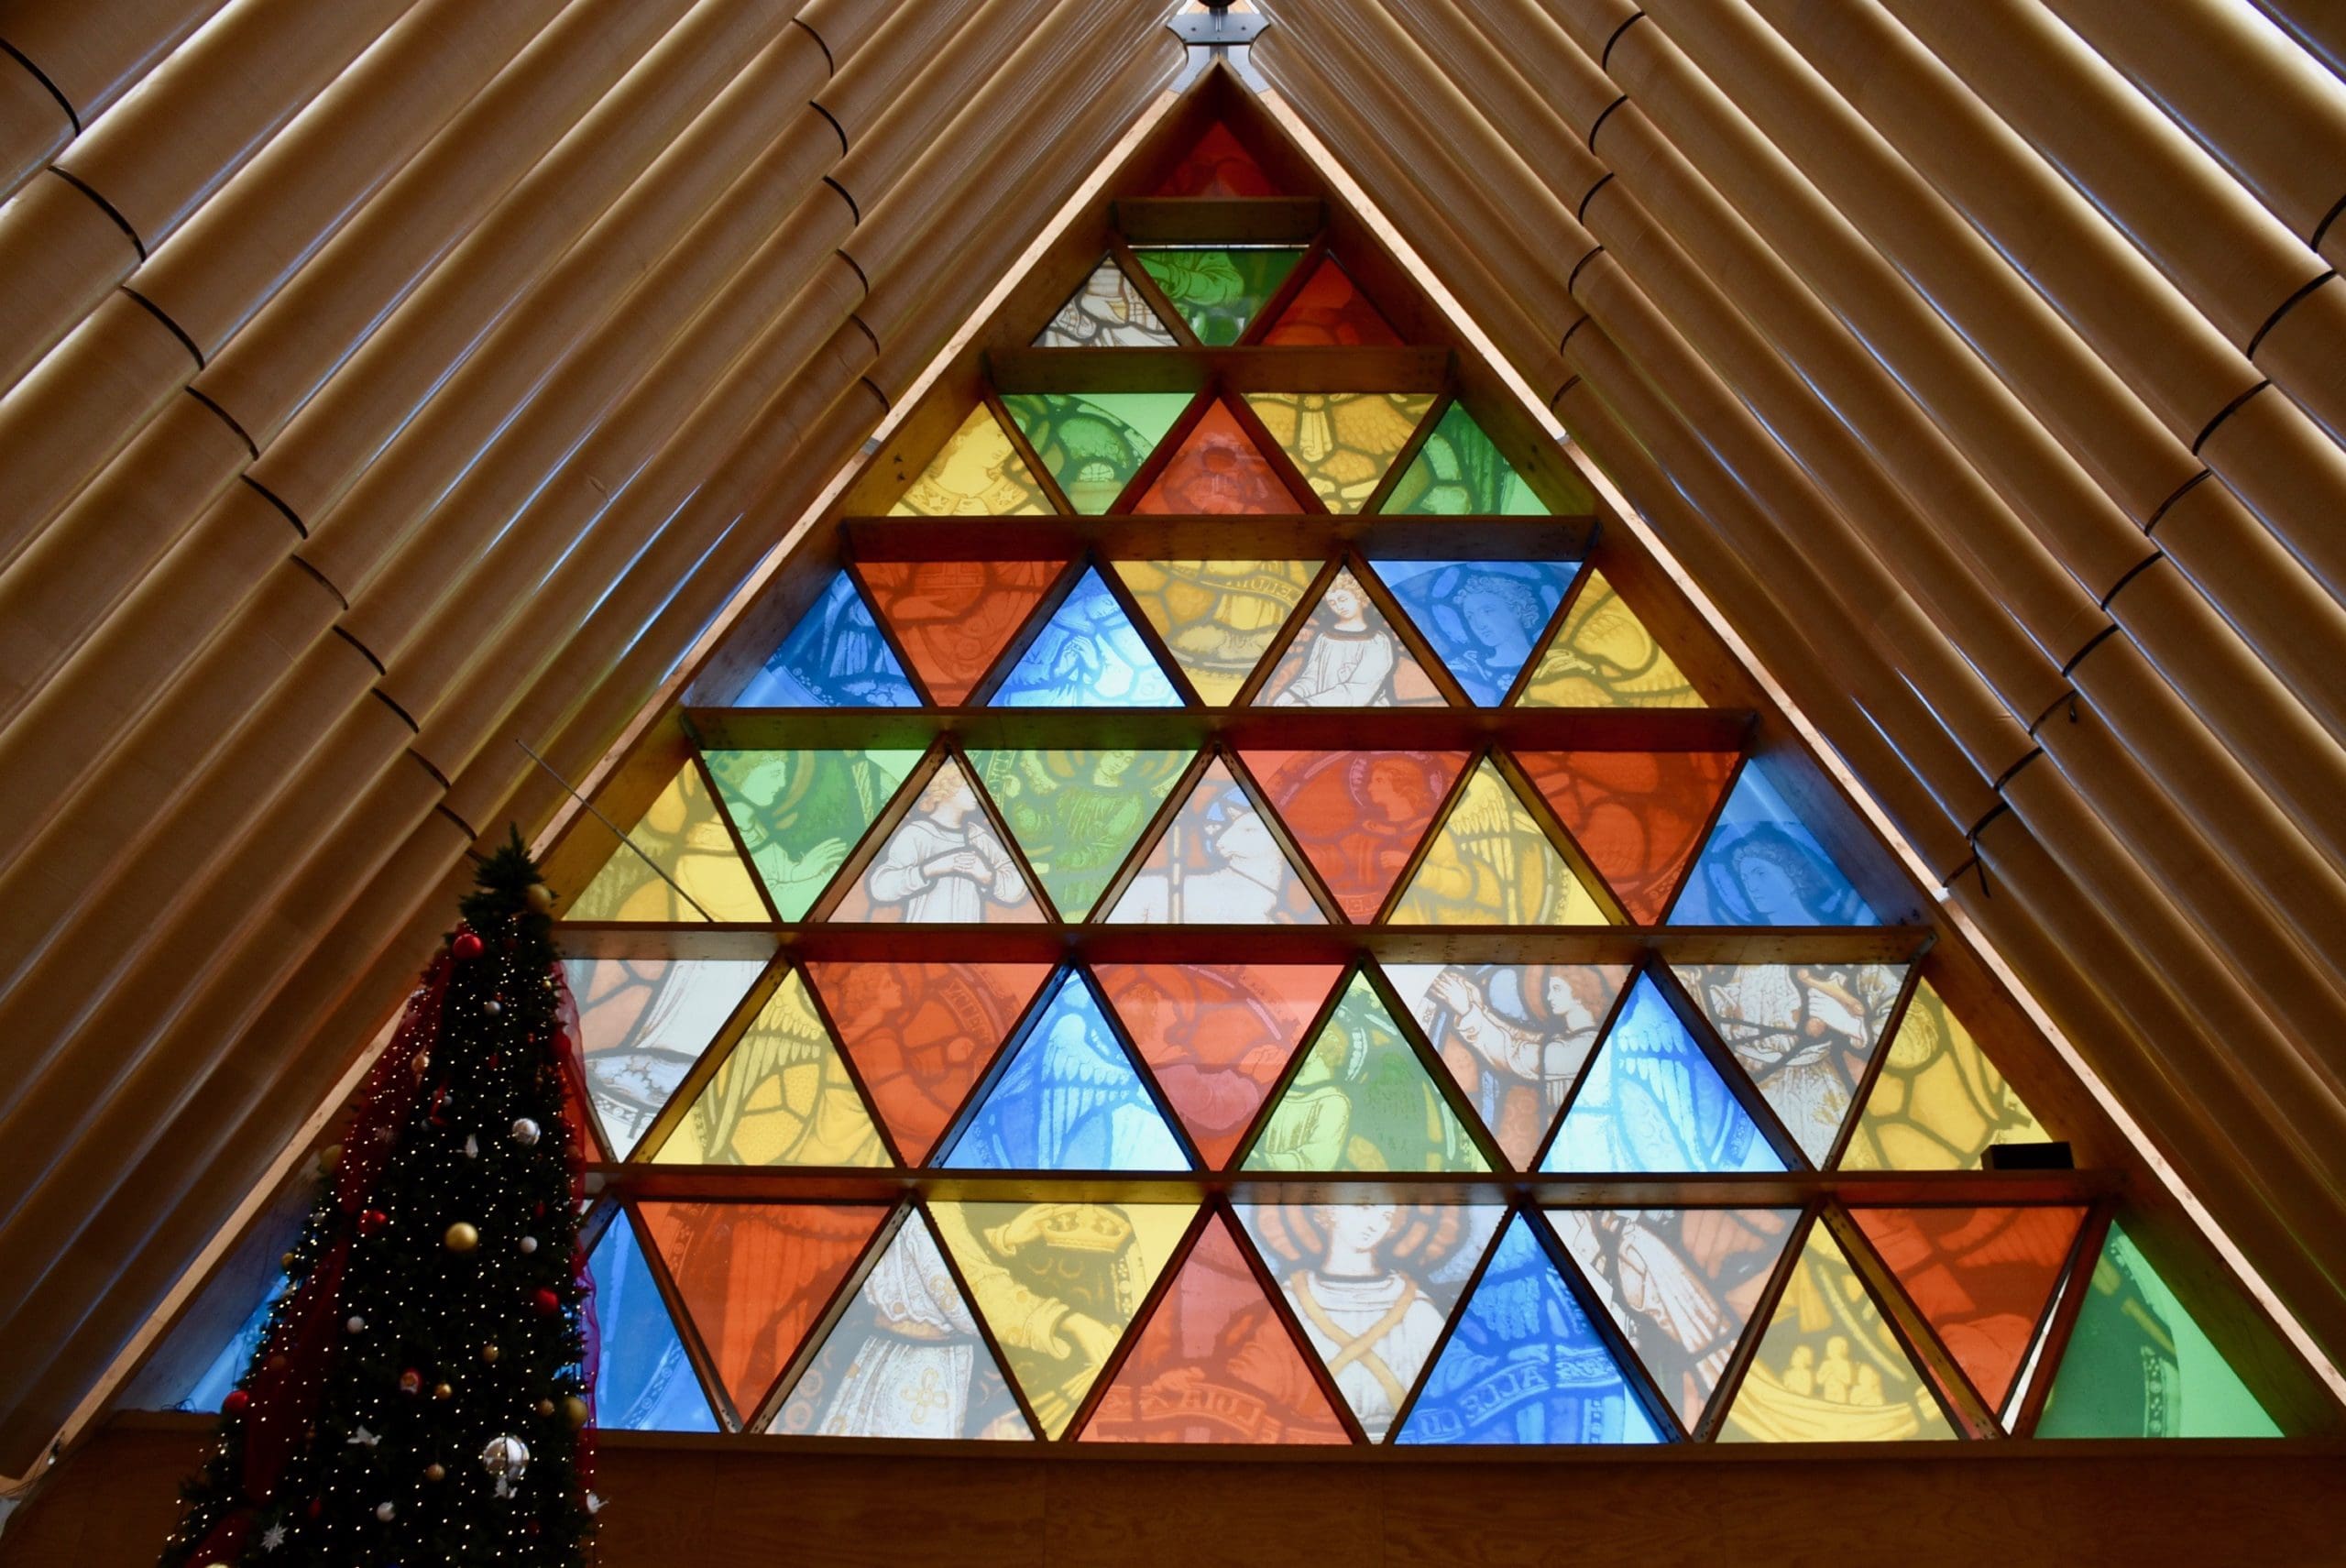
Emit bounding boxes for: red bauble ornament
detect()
[222,1389,249,1416]
[532,1288,561,1317]
[399,1368,422,1395]
[451,930,485,961]
[358,1208,389,1235]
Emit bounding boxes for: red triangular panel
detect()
[859,560,1064,705]
[1241,749,1468,921]
[1153,121,1281,197]
[1094,961,1340,1167]
[1135,400,1294,514]
[1262,256,1403,347]
[806,960,1052,1164]
[1515,750,1738,924]
[1850,1205,2087,1415]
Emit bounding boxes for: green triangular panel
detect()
[703,749,924,921]
[1243,972,1487,1173]
[1380,402,1561,515]
[1001,391,1191,513]
[967,749,1188,917]
[1133,247,1305,345]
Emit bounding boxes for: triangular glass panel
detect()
[1093,961,1341,1168]
[563,957,765,1158]
[966,748,1189,918]
[1234,1201,1505,1441]
[1242,391,1435,512]
[1035,255,1178,347]
[1112,559,1319,705]
[1719,1225,1957,1442]
[931,1200,1195,1439]
[1243,972,1487,1173]
[1105,757,1326,924]
[1850,1205,2087,1418]
[806,959,1052,1166]
[648,970,888,1168]
[1841,981,2052,1171]
[1152,120,1282,196]
[735,569,917,707]
[1669,764,1882,927]
[859,559,1066,707]
[1262,255,1403,347]
[773,1208,1034,1440]
[1549,1206,1799,1432]
[828,758,1045,924]
[1379,401,1559,516]
[1082,1213,1352,1444]
[989,567,1181,708]
[1398,1212,1666,1445]
[1133,247,1304,345]
[1369,559,1578,707]
[564,761,767,923]
[1001,391,1191,512]
[1134,400,1294,513]
[587,1210,720,1431]
[940,971,1189,1172]
[2037,1220,2280,1437]
[165,1274,289,1413]
[887,403,1054,516]
[1242,748,1468,922]
[1388,758,1609,926]
[1670,963,1908,1168]
[1517,749,1739,925]
[1518,568,1704,708]
[1254,566,1445,707]
[1385,962,1630,1168]
[637,1201,885,1421]
[704,747,924,920]
[1542,974,1785,1176]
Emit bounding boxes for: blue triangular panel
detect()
[178,1277,289,1412]
[1543,975,1785,1174]
[941,972,1189,1171]
[588,1212,720,1431]
[736,569,921,707]
[1667,764,1880,927]
[1370,559,1580,707]
[989,568,1180,707]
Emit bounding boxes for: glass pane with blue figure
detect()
[941,970,1190,1172]
[172,1275,291,1411]
[1669,764,1882,927]
[587,1209,720,1431]
[990,567,1181,708]
[1398,1212,1666,1445]
[1369,560,1578,707]
[1542,973,1786,1175]
[734,569,920,707]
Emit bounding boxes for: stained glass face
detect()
[1242,748,1468,922]
[1517,750,1738,925]
[737,570,918,707]
[1262,255,1402,347]
[1133,247,1303,345]
[1379,401,1560,516]
[1106,757,1325,924]
[1036,256,1177,347]
[990,567,1180,708]
[887,403,1053,517]
[1542,974,1785,1176]
[859,560,1067,707]
[828,758,1043,925]
[1094,962,1338,1168]
[1255,567,1444,707]
[565,762,767,924]
[774,1209,1033,1440]
[968,748,1187,918]
[1153,120,1281,197]
[1388,759,1610,926]
[1518,569,1704,708]
[649,970,887,1168]
[704,748,923,920]
[1370,560,1577,707]
[1385,962,1630,1167]
[941,972,1189,1172]
[931,1200,1194,1438]
[1002,391,1190,512]
[1721,1225,1957,1442]
[1841,981,2050,1171]
[1850,1205,2086,1417]
[1133,400,1293,514]
[1242,391,1435,512]
[588,1212,719,1431]
[564,957,764,1158]
[806,960,1050,1165]
[1112,559,1318,704]
[1237,1201,1504,1441]
[1244,972,1487,1174]
[1671,963,1908,1168]
[1550,1206,1798,1431]
[1670,766,1881,927]
[1398,1213,1665,1445]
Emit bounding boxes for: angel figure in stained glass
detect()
[1445,571,1547,702]
[1268,576,1398,706]
[802,1219,1025,1440]
[1121,790,1297,924]
[862,769,1028,921]
[1420,965,1610,1157]
[1681,964,1902,1162]
[714,751,897,916]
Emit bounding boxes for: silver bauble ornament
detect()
[510,1117,541,1147]
[518,1234,538,1255]
[480,1434,531,1478]
[375,1502,395,1521]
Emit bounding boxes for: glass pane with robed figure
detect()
[1371,559,1578,707]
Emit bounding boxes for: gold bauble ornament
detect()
[424,1463,447,1483]
[433,1382,454,1400]
[409,1050,430,1076]
[480,1343,499,1364]
[534,1398,554,1417]
[316,1143,342,1173]
[562,1396,589,1428]
[444,1222,479,1253]
[524,883,555,915]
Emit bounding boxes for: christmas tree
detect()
[160,830,596,1565]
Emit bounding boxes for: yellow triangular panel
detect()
[565,762,767,923]
[650,970,887,1168]
[1240,391,1435,513]
[1841,981,2052,1171]
[1518,568,1704,708]
[1113,560,1319,704]
[1388,759,1608,925]
[888,404,1055,516]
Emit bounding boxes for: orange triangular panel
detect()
[1094,961,1341,1167]
[859,560,1064,705]
[1516,750,1738,924]
[806,960,1052,1164]
[1154,120,1281,197]
[1262,256,1402,347]
[1135,400,1294,514]
[1851,1205,2087,1416]
[1241,749,1468,921]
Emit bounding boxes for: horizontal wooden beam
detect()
[1111,195,1324,243]
[840,512,1600,561]
[986,344,1450,392]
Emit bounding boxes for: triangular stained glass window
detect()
[1398,1213,1666,1446]
[1093,961,1340,1168]
[940,971,1189,1172]
[1388,758,1609,926]
[563,761,767,924]
[1234,1201,1506,1441]
[563,957,765,1158]
[1263,255,1403,347]
[1153,120,1282,196]
[587,1211,720,1431]
[827,758,1044,925]
[1112,559,1319,705]
[859,559,1067,707]
[1241,748,1468,922]
[637,1201,885,1421]
[966,748,1189,918]
[734,569,918,707]
[1841,981,2052,1172]
[1549,1206,1799,1433]
[1134,247,1304,345]
[1850,1205,2087,1419]
[990,567,1181,708]
[1105,757,1325,924]
[1518,568,1704,708]
[887,403,1054,517]
[774,1208,1033,1440]
[1379,401,1560,516]
[704,748,923,921]
[1002,391,1191,512]
[1384,962,1630,1168]
[1134,400,1295,514]
[1369,559,1578,707]
[648,970,888,1168]
[1082,1213,1352,1444]
[1670,765,1881,927]
[1254,566,1445,707]
[1243,391,1434,512]
[1243,972,1487,1174]
[1516,749,1739,925]
[1670,963,1909,1168]
[806,960,1052,1166]
[1035,256,1178,347]
[930,1200,1195,1439]
[1542,974,1784,1176]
